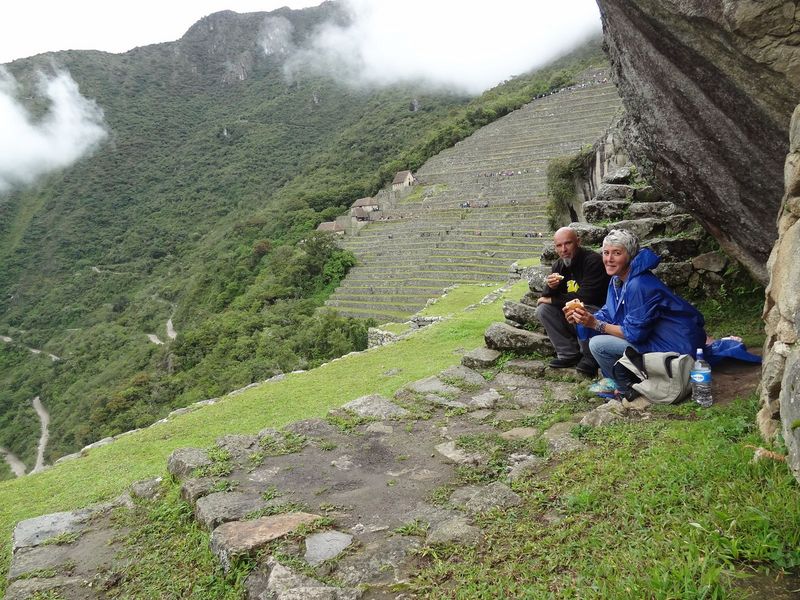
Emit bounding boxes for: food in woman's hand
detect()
[565,298,584,310]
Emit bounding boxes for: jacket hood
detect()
[626,247,661,280]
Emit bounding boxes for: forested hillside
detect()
[0,3,606,471]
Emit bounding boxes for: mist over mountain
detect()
[0,1,605,474]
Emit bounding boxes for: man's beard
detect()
[563,257,572,267]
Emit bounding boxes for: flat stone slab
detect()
[426,516,482,545]
[216,434,259,461]
[505,359,547,378]
[404,376,460,396]
[466,388,502,409]
[508,455,547,481]
[580,400,626,428]
[5,576,103,600]
[493,409,537,422]
[335,537,420,586]
[451,482,522,515]
[195,491,269,530]
[181,477,215,504]
[167,447,211,478]
[435,441,484,465]
[493,373,543,389]
[10,525,121,579]
[305,530,354,565]
[543,422,586,454]
[500,427,540,440]
[461,347,502,369]
[211,512,321,570]
[468,409,493,421]
[365,422,394,434]
[284,418,340,438]
[439,365,487,387]
[425,393,469,409]
[511,388,547,411]
[248,558,362,600]
[13,509,95,550]
[341,394,410,419]
[547,382,581,402]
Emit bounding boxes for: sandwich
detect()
[565,298,584,310]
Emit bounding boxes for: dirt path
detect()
[0,446,26,477]
[31,396,50,474]
[166,318,177,340]
[1,334,60,361]
[146,334,164,345]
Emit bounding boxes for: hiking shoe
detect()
[549,355,581,368]
[575,358,598,378]
[588,377,617,395]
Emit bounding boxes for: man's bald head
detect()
[553,227,580,265]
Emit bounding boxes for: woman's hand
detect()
[564,305,595,328]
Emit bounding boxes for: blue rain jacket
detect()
[588,248,707,357]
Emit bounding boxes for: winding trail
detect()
[31,396,50,473]
[1,333,61,361]
[0,446,26,477]
[146,334,164,345]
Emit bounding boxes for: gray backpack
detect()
[616,347,694,404]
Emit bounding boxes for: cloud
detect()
[0,67,108,193]
[259,15,297,57]
[284,0,602,93]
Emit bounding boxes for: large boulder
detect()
[484,323,554,354]
[596,0,798,282]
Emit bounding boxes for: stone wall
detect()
[760,104,800,479]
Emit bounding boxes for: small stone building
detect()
[391,170,417,191]
[316,221,345,235]
[351,197,380,212]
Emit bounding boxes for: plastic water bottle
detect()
[690,348,713,407]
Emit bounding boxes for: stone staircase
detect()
[326,68,623,322]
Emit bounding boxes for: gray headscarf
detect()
[602,229,639,259]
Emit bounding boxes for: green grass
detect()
[3,281,793,598]
[107,484,251,599]
[376,322,413,335]
[0,280,527,595]
[417,283,505,317]
[408,397,800,598]
[514,257,542,268]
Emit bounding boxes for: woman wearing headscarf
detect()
[566,229,707,394]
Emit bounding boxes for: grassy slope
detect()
[2,281,798,597]
[0,281,509,594]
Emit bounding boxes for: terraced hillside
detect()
[326,68,622,322]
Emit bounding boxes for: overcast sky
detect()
[0,1,602,83]
[0,1,602,192]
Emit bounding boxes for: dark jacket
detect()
[591,248,706,356]
[542,246,609,308]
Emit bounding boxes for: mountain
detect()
[0,3,607,473]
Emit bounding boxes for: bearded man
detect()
[535,227,609,376]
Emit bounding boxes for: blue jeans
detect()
[588,335,633,379]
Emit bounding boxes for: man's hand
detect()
[545,273,564,289]
[536,295,552,305]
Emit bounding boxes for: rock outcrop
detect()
[761,105,800,479]
[596,0,800,283]
[596,0,800,480]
